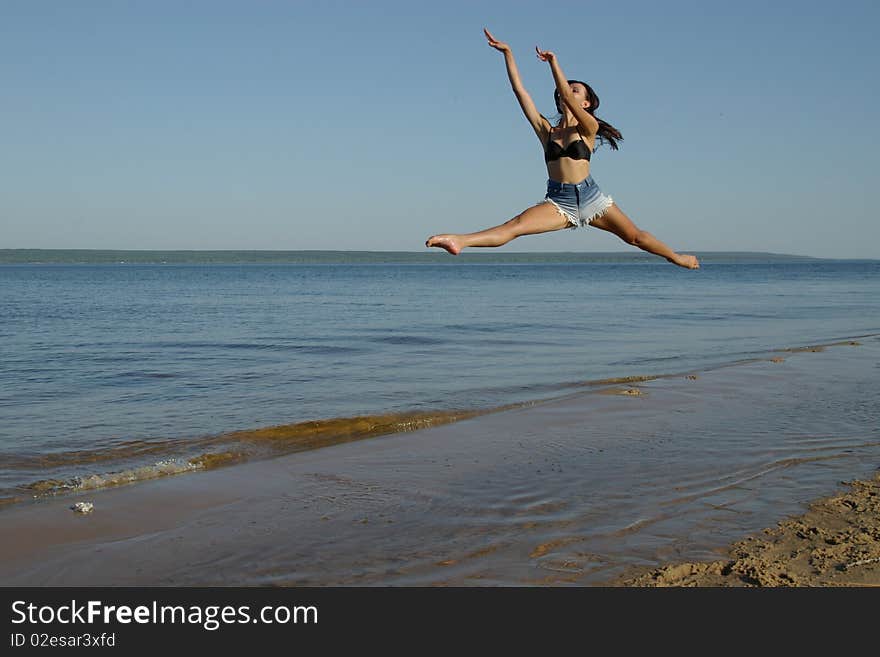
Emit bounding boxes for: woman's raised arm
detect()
[536,46,599,137]
[485,28,549,142]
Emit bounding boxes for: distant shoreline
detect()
[0,249,841,265]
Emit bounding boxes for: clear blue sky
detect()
[2,0,878,257]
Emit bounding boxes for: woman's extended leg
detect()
[589,204,700,269]
[426,202,571,255]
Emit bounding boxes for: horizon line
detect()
[0,248,832,257]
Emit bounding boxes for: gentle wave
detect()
[370,335,448,346]
[5,407,500,503]
[24,459,202,495]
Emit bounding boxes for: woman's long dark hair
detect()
[554,79,623,151]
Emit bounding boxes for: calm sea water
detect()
[1,252,878,499]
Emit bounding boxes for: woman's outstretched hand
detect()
[535,47,556,62]
[484,28,510,53]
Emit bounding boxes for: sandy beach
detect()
[1,339,878,586]
[613,472,880,586]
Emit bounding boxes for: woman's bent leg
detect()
[589,203,700,269]
[426,202,571,255]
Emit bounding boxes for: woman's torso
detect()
[544,124,595,184]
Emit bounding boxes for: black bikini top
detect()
[544,128,591,163]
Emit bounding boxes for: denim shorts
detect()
[544,175,614,229]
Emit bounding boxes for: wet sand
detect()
[1,338,878,586]
[614,473,880,586]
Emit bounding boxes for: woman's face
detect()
[570,83,590,110]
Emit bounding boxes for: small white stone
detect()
[71,501,94,514]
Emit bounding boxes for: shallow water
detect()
[1,338,876,586]
[269,341,880,585]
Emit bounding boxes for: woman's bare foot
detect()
[425,235,463,255]
[668,253,700,270]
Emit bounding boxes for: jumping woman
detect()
[425,29,699,270]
